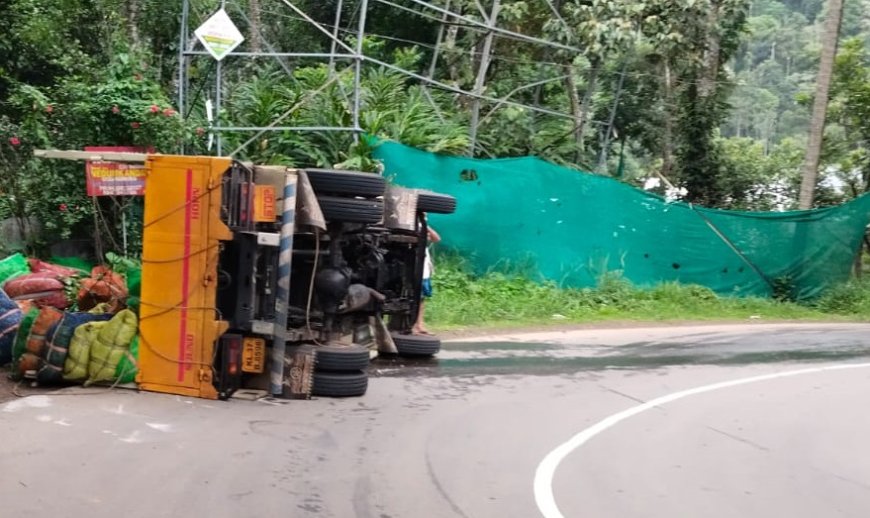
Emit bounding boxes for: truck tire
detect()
[391,332,441,357]
[318,196,384,224]
[305,169,386,198]
[315,344,370,372]
[416,191,456,214]
[312,370,369,397]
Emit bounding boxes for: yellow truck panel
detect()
[136,155,232,399]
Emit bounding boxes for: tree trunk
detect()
[662,60,675,177]
[565,63,599,163]
[564,67,583,162]
[250,0,263,53]
[698,2,722,100]
[598,61,628,174]
[798,0,845,209]
[578,64,599,149]
[127,0,140,47]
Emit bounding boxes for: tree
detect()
[640,0,750,206]
[798,0,845,209]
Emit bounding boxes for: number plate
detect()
[242,337,266,373]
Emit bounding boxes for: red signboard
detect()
[85,146,147,196]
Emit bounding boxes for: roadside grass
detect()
[428,255,870,331]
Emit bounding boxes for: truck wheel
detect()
[312,370,369,397]
[318,196,384,224]
[315,344,370,372]
[391,332,441,357]
[305,169,386,198]
[416,191,456,214]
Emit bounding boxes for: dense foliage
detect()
[1,0,868,250]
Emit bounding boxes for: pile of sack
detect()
[0,253,140,386]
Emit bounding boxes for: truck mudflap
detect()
[282,344,315,399]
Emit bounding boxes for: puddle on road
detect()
[371,341,870,378]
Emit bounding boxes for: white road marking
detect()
[533,362,870,518]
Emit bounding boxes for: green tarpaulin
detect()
[374,140,870,299]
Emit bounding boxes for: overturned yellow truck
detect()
[36,152,456,400]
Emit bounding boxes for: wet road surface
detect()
[2,323,870,517]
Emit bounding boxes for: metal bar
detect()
[420,0,452,124]
[276,0,356,54]
[271,171,298,396]
[34,149,149,162]
[178,0,190,154]
[228,3,294,75]
[328,0,344,75]
[364,56,579,122]
[215,59,223,155]
[183,50,355,59]
[479,75,570,126]
[400,0,585,53]
[215,126,359,132]
[473,0,490,22]
[215,0,227,156]
[427,0,450,79]
[229,73,345,156]
[469,0,500,155]
[542,0,569,32]
[597,61,628,174]
[353,0,370,143]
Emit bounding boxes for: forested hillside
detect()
[0,0,867,247]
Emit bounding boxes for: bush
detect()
[815,279,870,314]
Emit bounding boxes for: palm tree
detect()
[798,0,845,209]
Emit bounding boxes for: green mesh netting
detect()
[374,141,870,300]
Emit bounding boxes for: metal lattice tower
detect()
[177,0,600,160]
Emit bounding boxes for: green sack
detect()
[0,253,30,286]
[9,306,39,381]
[115,335,139,384]
[50,256,94,275]
[126,266,141,314]
[86,309,137,385]
[64,321,106,382]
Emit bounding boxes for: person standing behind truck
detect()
[412,218,440,335]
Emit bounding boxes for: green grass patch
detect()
[428,255,870,331]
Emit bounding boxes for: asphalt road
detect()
[2,322,870,518]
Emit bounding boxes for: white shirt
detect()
[423,247,434,279]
